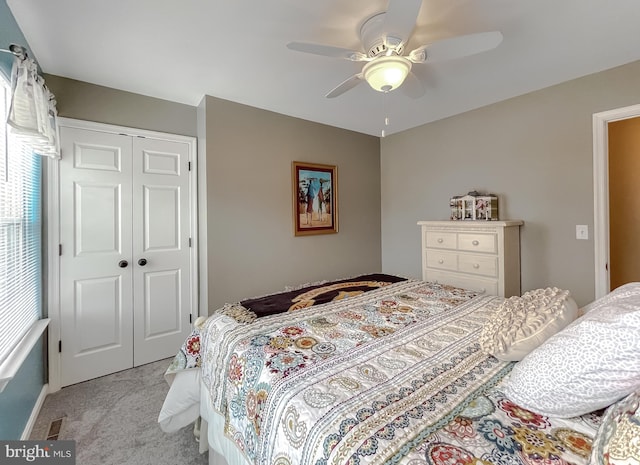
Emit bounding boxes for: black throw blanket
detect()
[240,273,407,317]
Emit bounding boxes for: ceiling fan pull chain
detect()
[381,91,390,137]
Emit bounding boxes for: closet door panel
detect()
[59,127,134,387]
[132,137,192,366]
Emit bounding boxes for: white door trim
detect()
[46,155,61,392]
[47,117,199,392]
[592,103,640,300]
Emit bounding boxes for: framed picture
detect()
[292,161,338,236]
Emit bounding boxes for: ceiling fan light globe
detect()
[363,56,411,92]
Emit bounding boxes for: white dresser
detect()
[418,220,523,297]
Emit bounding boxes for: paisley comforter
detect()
[200,279,599,465]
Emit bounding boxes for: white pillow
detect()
[479,287,578,361]
[502,282,640,418]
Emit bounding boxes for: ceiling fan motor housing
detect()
[360,12,405,57]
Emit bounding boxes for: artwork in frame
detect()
[292,161,338,236]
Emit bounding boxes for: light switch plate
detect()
[576,225,589,240]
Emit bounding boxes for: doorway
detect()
[49,119,199,388]
[593,104,640,298]
[607,117,640,290]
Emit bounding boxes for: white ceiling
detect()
[7,0,640,136]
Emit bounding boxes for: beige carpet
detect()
[30,358,208,465]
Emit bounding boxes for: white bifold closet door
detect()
[59,125,193,387]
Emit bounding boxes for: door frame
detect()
[592,103,640,299]
[47,118,200,392]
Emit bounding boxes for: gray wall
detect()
[44,74,197,137]
[199,96,381,311]
[381,59,640,307]
[43,80,382,314]
[43,60,640,311]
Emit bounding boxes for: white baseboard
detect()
[21,383,48,440]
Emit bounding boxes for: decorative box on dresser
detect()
[418,220,524,297]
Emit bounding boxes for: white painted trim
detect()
[592,103,640,299]
[21,383,49,440]
[189,132,201,319]
[56,117,197,145]
[46,155,62,393]
[48,118,199,390]
[0,319,50,393]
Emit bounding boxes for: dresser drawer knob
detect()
[472,240,479,246]
[473,263,480,269]
[479,288,486,294]
[438,259,444,264]
[437,238,443,243]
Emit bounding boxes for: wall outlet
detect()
[576,225,589,240]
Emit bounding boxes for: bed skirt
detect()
[200,378,249,465]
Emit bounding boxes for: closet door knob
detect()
[118,260,128,268]
[138,258,147,266]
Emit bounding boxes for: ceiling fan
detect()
[287,0,503,98]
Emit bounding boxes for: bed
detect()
[160,275,640,465]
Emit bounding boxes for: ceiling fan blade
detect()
[408,31,503,64]
[401,71,425,99]
[287,42,369,61]
[325,74,365,98]
[382,0,422,44]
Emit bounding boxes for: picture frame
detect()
[292,161,338,236]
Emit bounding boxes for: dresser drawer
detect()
[425,231,457,249]
[458,253,498,277]
[458,233,497,253]
[425,270,498,296]
[425,249,458,272]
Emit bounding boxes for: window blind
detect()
[0,75,42,366]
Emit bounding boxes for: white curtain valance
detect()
[7,55,60,159]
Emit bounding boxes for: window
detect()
[0,74,43,368]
